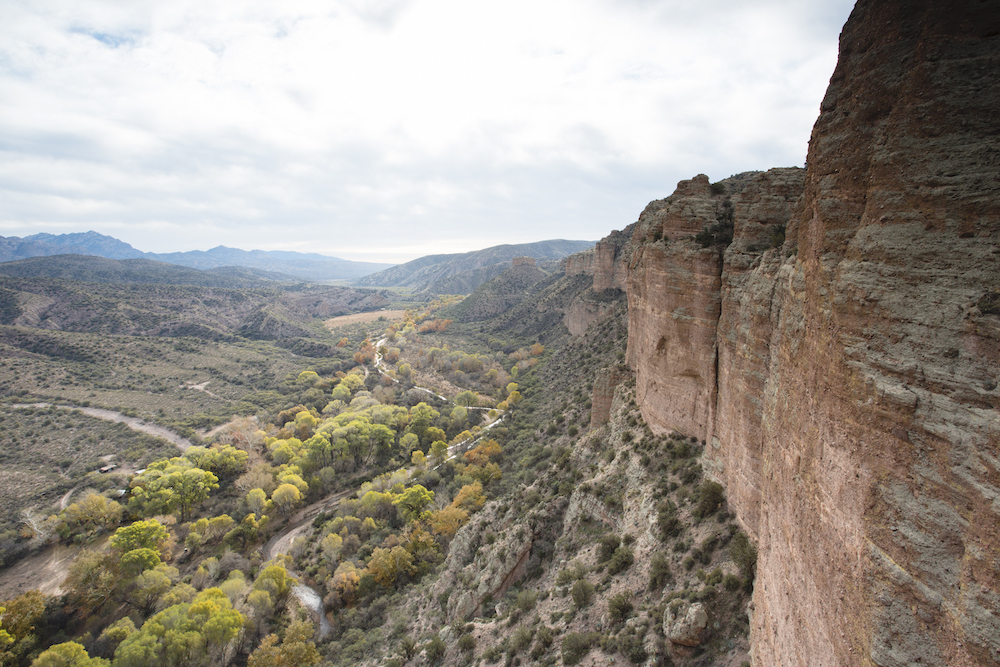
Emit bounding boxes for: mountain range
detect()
[0,232,595,291]
[0,231,393,282]
[353,239,595,291]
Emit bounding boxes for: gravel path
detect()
[11,403,195,451]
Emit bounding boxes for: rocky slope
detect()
[609,1,1000,664]
[354,239,594,291]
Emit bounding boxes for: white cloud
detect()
[0,0,855,262]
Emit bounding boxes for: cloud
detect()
[0,0,855,262]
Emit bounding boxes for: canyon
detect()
[572,1,1000,664]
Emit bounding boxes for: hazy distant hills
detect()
[0,255,389,352]
[0,255,301,289]
[0,231,394,282]
[354,239,595,291]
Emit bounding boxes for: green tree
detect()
[110,520,171,557]
[1,590,46,665]
[393,485,434,522]
[30,641,108,667]
[113,589,244,667]
[271,484,302,517]
[429,440,448,467]
[129,463,219,522]
[410,450,426,469]
[245,488,268,516]
[128,567,174,616]
[119,548,161,577]
[253,565,294,606]
[96,618,136,658]
[63,550,116,612]
[0,608,11,650]
[423,427,446,448]
[454,390,478,407]
[407,403,439,441]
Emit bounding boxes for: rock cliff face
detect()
[562,227,632,292]
[617,1,1000,664]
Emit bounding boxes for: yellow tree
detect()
[367,546,415,588]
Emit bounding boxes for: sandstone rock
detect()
[663,600,708,647]
[563,292,621,337]
[590,365,629,427]
[621,1,1000,664]
[562,226,632,292]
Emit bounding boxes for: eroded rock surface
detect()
[663,600,709,647]
[616,1,1000,664]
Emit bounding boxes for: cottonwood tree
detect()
[30,641,108,667]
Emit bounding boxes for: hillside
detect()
[444,260,549,322]
[353,239,594,291]
[0,231,394,282]
[0,255,299,288]
[0,2,996,667]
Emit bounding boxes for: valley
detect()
[0,1,998,666]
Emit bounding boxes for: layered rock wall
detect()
[620,1,1000,664]
[562,227,632,291]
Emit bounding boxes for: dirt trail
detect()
[11,403,195,451]
[0,538,108,601]
[263,488,354,640]
[59,486,80,511]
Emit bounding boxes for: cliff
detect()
[614,0,1000,664]
[562,226,632,292]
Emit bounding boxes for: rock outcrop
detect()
[562,226,632,292]
[589,364,629,427]
[620,1,1000,665]
[663,601,709,647]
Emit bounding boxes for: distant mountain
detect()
[354,239,595,292]
[0,255,389,347]
[0,255,301,289]
[0,232,394,281]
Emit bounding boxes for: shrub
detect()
[562,632,601,665]
[723,573,742,591]
[516,590,537,613]
[730,531,758,582]
[710,182,726,195]
[607,546,634,575]
[571,579,595,608]
[535,625,553,649]
[620,633,648,664]
[978,290,1000,315]
[458,634,476,652]
[693,481,725,519]
[425,635,446,664]
[511,626,534,653]
[649,552,674,591]
[769,224,786,248]
[597,534,621,563]
[658,501,682,539]
[557,562,584,586]
[607,592,634,625]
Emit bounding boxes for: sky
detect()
[0,0,856,264]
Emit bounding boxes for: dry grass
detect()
[0,406,181,528]
[324,309,407,329]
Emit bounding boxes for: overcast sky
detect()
[0,0,856,264]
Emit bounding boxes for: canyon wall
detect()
[610,1,1000,664]
[562,227,632,292]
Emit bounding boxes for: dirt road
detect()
[12,403,195,451]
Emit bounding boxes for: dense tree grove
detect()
[0,300,531,667]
